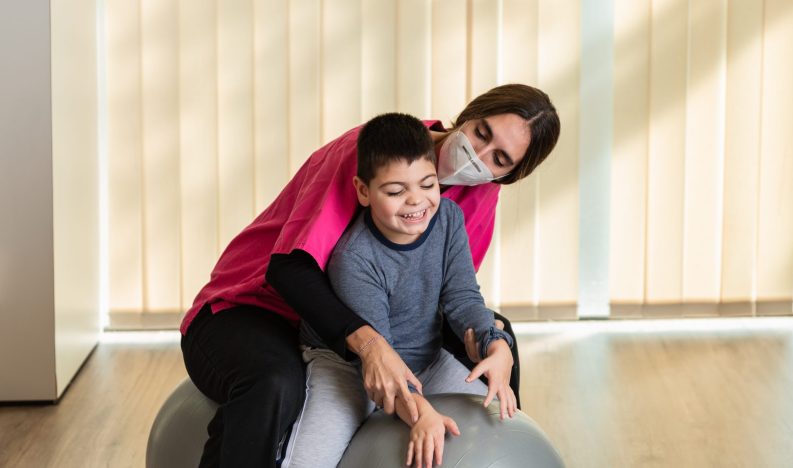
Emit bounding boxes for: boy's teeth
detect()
[402,210,425,219]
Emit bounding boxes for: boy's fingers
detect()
[445,417,461,436]
[483,383,498,407]
[465,361,486,383]
[424,438,434,468]
[499,389,508,419]
[406,441,414,466]
[495,319,505,330]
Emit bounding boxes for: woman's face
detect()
[457,113,531,179]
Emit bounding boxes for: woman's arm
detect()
[267,250,368,358]
[266,249,422,421]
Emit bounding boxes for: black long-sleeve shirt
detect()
[266,250,369,359]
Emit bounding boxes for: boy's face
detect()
[354,157,441,245]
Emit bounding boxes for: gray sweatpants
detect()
[280,347,489,468]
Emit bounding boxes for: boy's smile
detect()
[354,158,441,245]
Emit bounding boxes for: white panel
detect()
[757,0,793,300]
[289,0,322,173]
[51,0,101,396]
[179,0,219,308]
[579,0,613,318]
[0,0,57,400]
[107,0,144,312]
[141,0,181,311]
[610,0,650,303]
[721,0,763,301]
[536,0,580,304]
[397,0,431,118]
[683,0,727,301]
[431,0,468,121]
[362,0,396,120]
[499,0,539,306]
[323,0,362,141]
[254,0,290,213]
[218,0,255,248]
[646,0,687,302]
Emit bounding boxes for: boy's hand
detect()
[465,339,517,420]
[406,409,460,468]
[463,319,505,363]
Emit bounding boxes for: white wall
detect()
[0,0,58,401]
[51,0,101,397]
[0,0,100,401]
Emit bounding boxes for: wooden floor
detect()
[1,317,792,467]
[0,334,186,468]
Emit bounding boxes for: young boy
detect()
[281,113,516,468]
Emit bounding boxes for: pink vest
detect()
[180,121,501,334]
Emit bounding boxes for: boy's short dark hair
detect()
[356,113,435,184]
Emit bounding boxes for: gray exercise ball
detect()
[338,393,564,468]
[147,379,565,468]
[146,378,218,468]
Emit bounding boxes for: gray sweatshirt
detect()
[301,198,510,373]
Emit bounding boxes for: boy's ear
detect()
[352,176,370,207]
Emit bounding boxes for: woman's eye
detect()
[420,183,436,190]
[493,153,505,167]
[475,128,485,140]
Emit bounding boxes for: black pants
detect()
[181,305,521,467]
[181,305,305,468]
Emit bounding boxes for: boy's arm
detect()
[438,204,512,355]
[438,203,517,419]
[394,392,432,427]
[328,250,423,418]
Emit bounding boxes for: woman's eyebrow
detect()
[482,118,515,165]
[481,119,493,139]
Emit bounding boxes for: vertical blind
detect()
[104,0,793,324]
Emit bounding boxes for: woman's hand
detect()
[349,326,423,422]
[463,319,505,363]
[406,408,460,468]
[465,339,517,420]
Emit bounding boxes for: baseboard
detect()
[500,300,792,322]
[107,311,184,331]
[107,301,792,329]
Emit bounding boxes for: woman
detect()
[180,84,560,467]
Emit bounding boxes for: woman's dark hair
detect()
[357,112,435,184]
[452,83,560,185]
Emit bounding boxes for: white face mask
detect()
[437,130,498,186]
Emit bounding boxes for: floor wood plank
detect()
[1,318,792,467]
